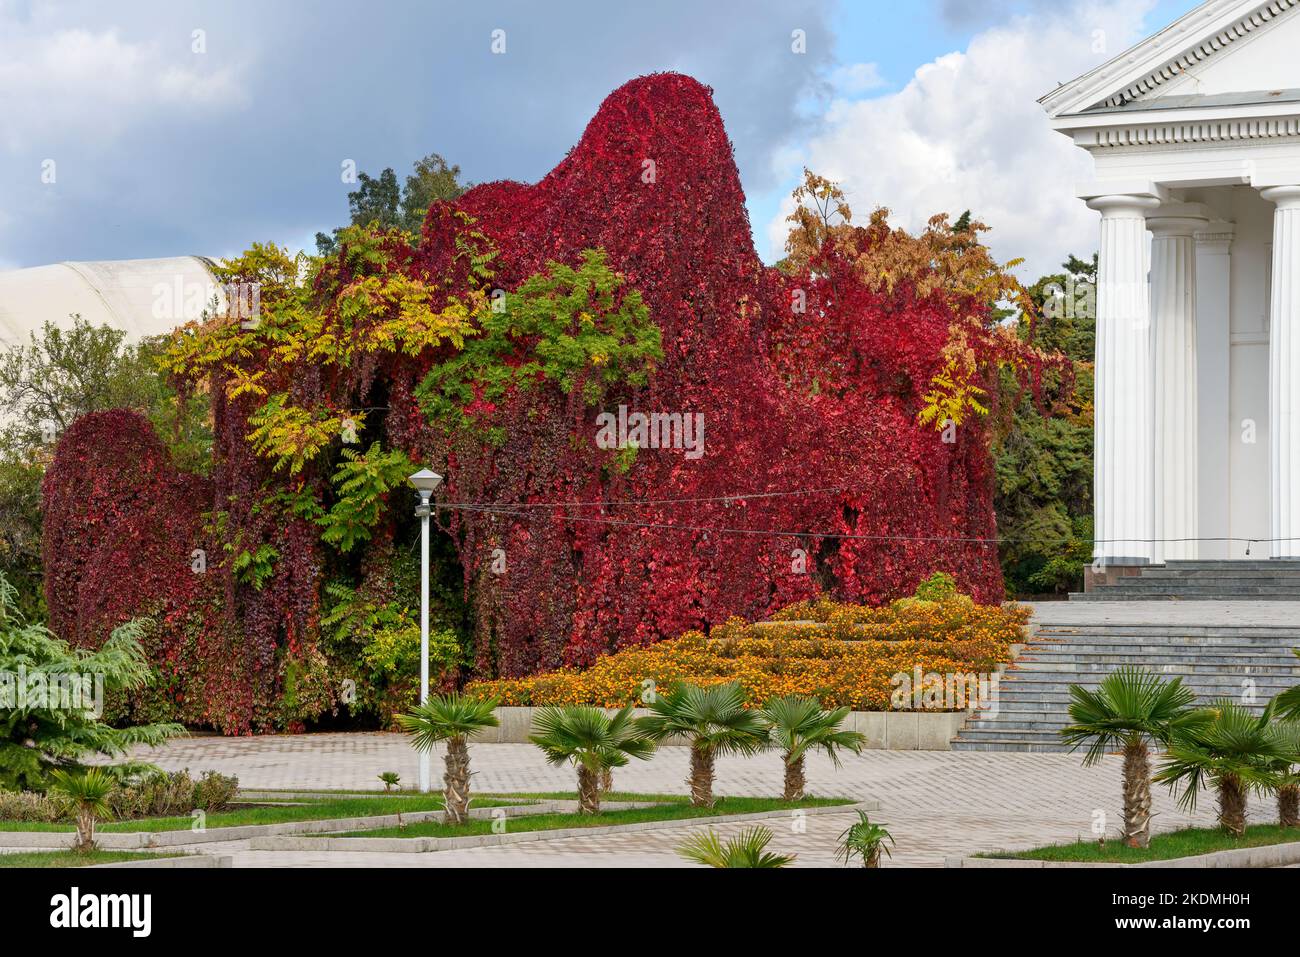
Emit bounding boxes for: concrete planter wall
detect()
[473,707,970,750]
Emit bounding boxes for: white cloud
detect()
[829,62,887,96]
[766,0,1158,281]
[0,20,245,153]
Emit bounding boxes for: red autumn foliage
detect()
[43,73,1008,731]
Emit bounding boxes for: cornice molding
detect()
[1094,115,1300,148]
[1098,0,1300,110]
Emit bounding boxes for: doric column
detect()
[1261,186,1300,559]
[1089,194,1160,566]
[1148,210,1207,562]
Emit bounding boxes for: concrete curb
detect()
[90,854,234,869]
[248,799,877,853]
[947,838,1300,868]
[0,799,565,850]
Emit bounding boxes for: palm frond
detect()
[1156,700,1289,810]
[676,825,795,868]
[761,695,864,765]
[529,705,654,770]
[635,682,768,756]
[398,692,500,751]
[1060,668,1198,765]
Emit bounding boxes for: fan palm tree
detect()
[529,705,655,814]
[1155,700,1290,838]
[635,682,769,808]
[48,767,116,852]
[1271,652,1300,722]
[1266,721,1300,828]
[837,810,895,868]
[676,826,795,868]
[397,693,499,825]
[760,696,866,801]
[1059,668,1202,849]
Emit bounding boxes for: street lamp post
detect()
[408,468,443,794]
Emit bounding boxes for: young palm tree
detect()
[529,705,655,814]
[1155,701,1290,838]
[1059,668,1202,849]
[837,810,895,868]
[760,695,866,801]
[1267,721,1300,828]
[48,768,116,852]
[1271,653,1300,722]
[676,826,795,868]
[398,693,499,825]
[635,682,769,808]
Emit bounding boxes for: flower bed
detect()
[465,598,1027,711]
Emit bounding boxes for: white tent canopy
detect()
[0,256,226,347]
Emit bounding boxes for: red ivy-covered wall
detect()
[44,73,1004,730]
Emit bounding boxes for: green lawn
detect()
[987,824,1300,863]
[335,795,853,839]
[0,850,157,868]
[0,794,523,833]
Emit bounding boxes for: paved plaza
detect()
[86,733,1275,868]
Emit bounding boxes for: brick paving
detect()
[101,734,1274,868]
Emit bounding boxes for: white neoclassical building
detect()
[1043,0,1300,573]
[0,256,223,348]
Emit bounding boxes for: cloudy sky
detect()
[1,0,1202,280]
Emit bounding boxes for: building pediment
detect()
[1041,0,1300,119]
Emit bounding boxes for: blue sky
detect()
[0,0,1205,275]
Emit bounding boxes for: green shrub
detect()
[192,770,238,811]
[104,769,238,819]
[0,789,64,822]
[913,571,958,602]
[108,770,195,819]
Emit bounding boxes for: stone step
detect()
[950,740,1075,753]
[1007,659,1298,674]
[1068,592,1300,601]
[998,672,1291,687]
[1021,646,1298,662]
[1095,580,1300,590]
[1102,581,1300,592]
[1138,570,1300,579]
[964,718,1071,732]
[1036,624,1300,637]
[1033,631,1300,645]
[1160,561,1293,570]
[955,595,1300,751]
[992,692,1277,709]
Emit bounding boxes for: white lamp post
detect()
[408,468,443,793]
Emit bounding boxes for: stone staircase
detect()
[951,567,1300,752]
[1069,559,1300,601]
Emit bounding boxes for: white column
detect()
[1148,213,1206,562]
[1194,226,1234,561]
[1089,195,1160,566]
[1262,186,1300,559]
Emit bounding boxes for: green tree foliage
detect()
[416,248,663,443]
[0,573,184,791]
[0,319,210,621]
[995,254,1096,596]
[320,443,416,553]
[316,152,470,255]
